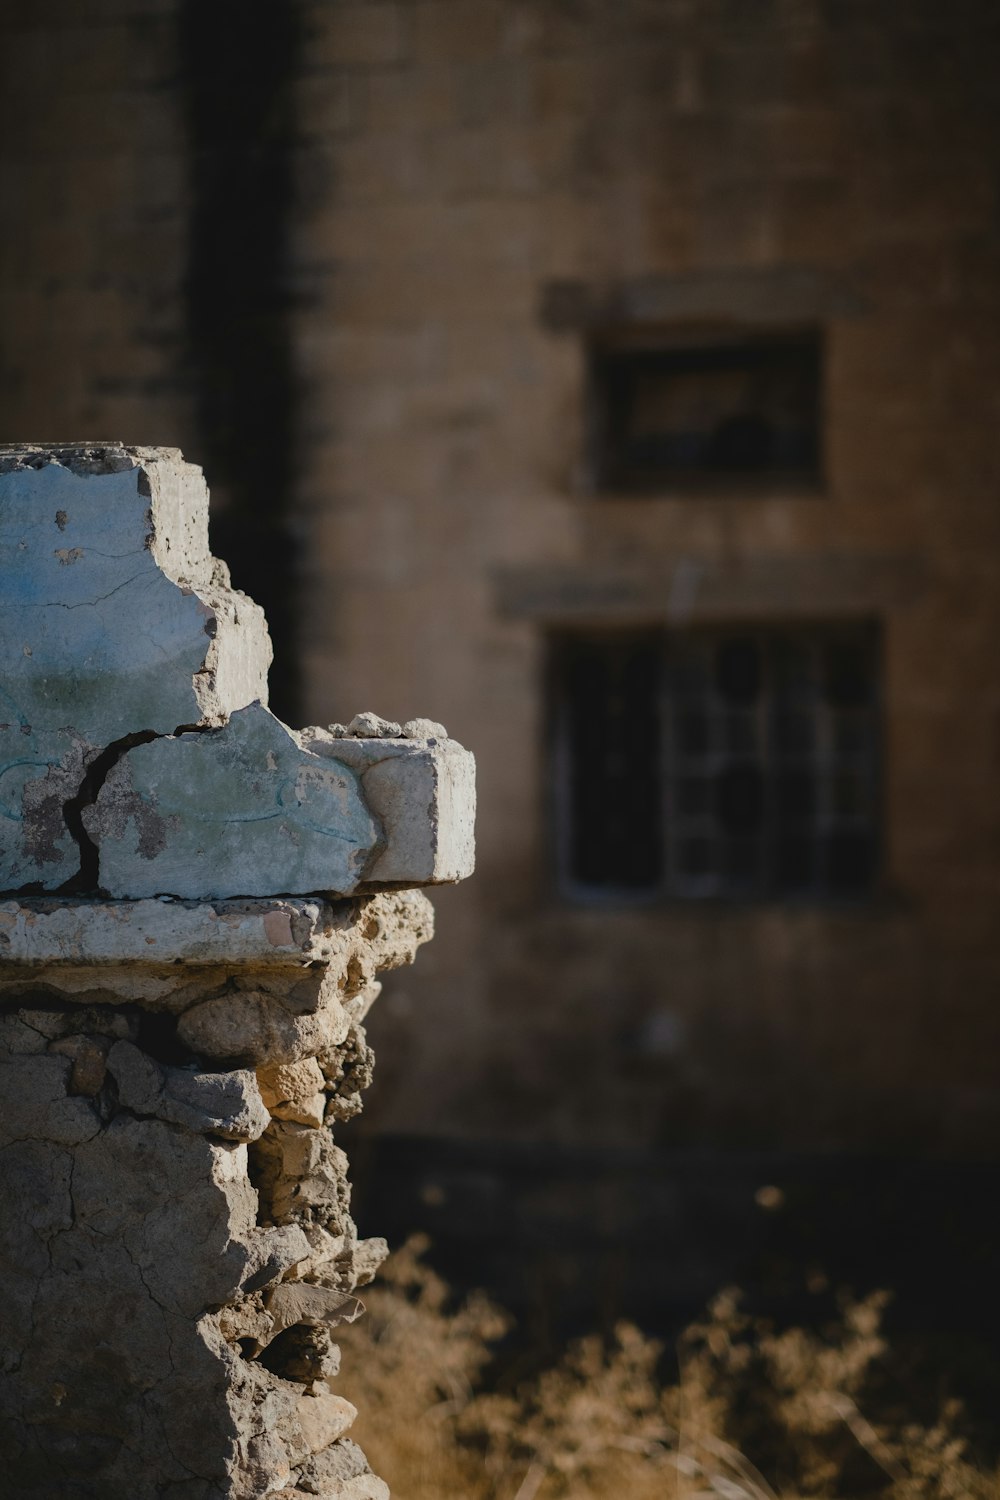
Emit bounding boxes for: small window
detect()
[590,328,822,492]
[550,624,879,900]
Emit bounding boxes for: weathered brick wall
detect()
[0,1,193,450]
[290,0,1000,1153]
[3,0,999,1153]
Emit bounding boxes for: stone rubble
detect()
[0,446,476,1498]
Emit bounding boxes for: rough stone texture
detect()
[0,886,431,1498]
[87,704,475,898]
[294,1439,390,1499]
[258,1058,329,1128]
[0,889,433,1059]
[105,1040,272,1142]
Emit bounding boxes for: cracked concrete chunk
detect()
[177,982,352,1068]
[87,704,381,900]
[0,447,271,891]
[73,1119,258,1316]
[241,1223,313,1294]
[305,728,476,885]
[1,444,475,903]
[0,448,270,734]
[87,703,475,900]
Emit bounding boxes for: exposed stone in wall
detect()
[0,447,475,1497]
[0,890,432,1067]
[0,897,413,1497]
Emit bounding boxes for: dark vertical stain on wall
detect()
[179,2,301,724]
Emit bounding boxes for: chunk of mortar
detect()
[0,447,270,889]
[0,895,338,970]
[86,703,380,900]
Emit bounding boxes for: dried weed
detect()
[337,1238,998,1500]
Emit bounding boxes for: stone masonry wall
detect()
[0,890,431,1500]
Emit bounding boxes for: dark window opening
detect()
[550,632,664,892]
[551,624,879,901]
[179,2,302,724]
[590,328,822,493]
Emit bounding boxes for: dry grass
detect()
[337,1238,999,1500]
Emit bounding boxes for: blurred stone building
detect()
[3,0,999,1215]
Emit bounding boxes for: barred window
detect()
[550,625,879,900]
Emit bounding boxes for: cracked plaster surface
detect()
[0,445,475,899]
[0,448,270,890]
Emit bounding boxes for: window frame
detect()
[586,323,826,498]
[548,620,883,907]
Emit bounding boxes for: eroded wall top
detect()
[0,444,474,899]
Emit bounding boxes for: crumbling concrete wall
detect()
[0,445,475,1499]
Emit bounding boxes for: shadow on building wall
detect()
[2,0,1000,1381]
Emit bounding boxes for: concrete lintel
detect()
[539,265,867,332]
[494,551,927,625]
[0,895,340,971]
